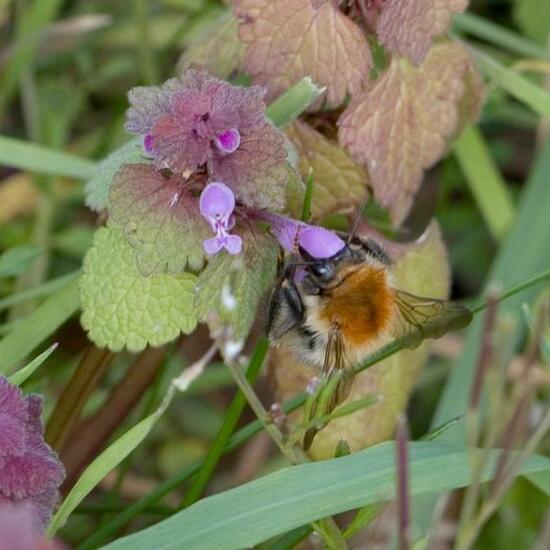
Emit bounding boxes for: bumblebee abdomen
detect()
[320,265,395,347]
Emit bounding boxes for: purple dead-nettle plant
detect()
[0,376,65,531]
[109,68,343,269]
[107,69,301,276]
[125,69,288,209]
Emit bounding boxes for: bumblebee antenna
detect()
[347,207,363,244]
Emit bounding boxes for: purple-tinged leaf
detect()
[377,0,467,65]
[235,0,372,107]
[125,78,181,135]
[339,41,482,225]
[210,124,288,210]
[0,377,65,530]
[108,163,210,276]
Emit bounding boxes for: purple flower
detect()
[200,182,242,256]
[143,133,154,154]
[251,210,346,259]
[214,128,241,155]
[124,70,288,210]
[0,376,65,531]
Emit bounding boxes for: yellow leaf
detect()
[286,121,368,220]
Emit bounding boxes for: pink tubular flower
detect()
[199,182,242,256]
[0,376,65,531]
[252,210,346,259]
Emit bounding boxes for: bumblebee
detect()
[267,232,472,448]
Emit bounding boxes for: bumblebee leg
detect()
[266,281,304,341]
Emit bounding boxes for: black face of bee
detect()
[297,235,392,293]
[267,234,392,343]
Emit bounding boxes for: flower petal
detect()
[203,237,224,255]
[224,234,243,255]
[143,133,154,154]
[199,182,236,220]
[250,210,345,259]
[298,226,345,259]
[215,128,241,155]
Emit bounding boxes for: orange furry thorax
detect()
[319,264,395,347]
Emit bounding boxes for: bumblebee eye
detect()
[310,262,333,280]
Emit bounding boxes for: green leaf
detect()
[84,138,144,212]
[8,342,58,386]
[266,77,325,128]
[0,135,94,179]
[195,229,278,340]
[0,245,41,278]
[0,277,79,375]
[102,442,550,550]
[80,224,198,352]
[47,397,170,536]
[453,125,516,240]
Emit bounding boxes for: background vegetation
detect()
[0,0,550,548]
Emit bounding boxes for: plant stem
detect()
[226,356,300,463]
[45,346,113,453]
[182,338,269,507]
[225,345,348,549]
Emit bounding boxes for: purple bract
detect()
[0,376,65,531]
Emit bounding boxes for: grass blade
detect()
[472,48,550,118]
[47,392,172,536]
[453,126,516,240]
[0,271,80,312]
[0,135,94,179]
[8,342,58,386]
[181,338,268,507]
[434,136,550,435]
[0,277,80,375]
[102,443,550,550]
[454,12,550,62]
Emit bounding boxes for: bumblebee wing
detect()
[303,326,354,450]
[394,289,473,348]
